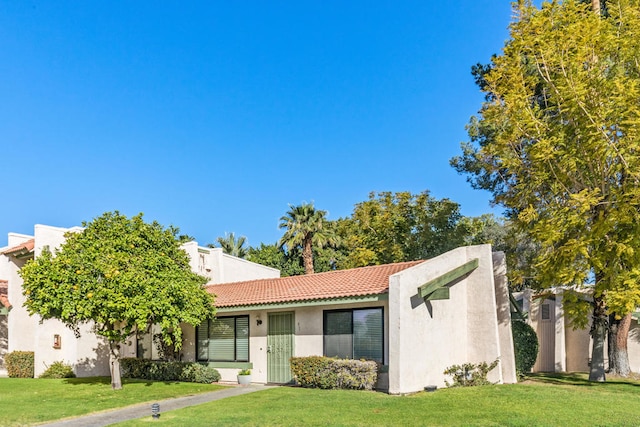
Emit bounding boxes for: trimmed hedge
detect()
[512,319,539,378]
[290,356,377,390]
[181,363,221,384]
[120,358,220,383]
[6,351,34,378]
[39,361,76,379]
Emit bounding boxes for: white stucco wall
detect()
[2,233,39,354]
[181,242,279,283]
[6,225,111,377]
[3,225,279,378]
[492,252,518,383]
[388,245,514,394]
[628,320,640,371]
[564,318,591,372]
[210,249,280,283]
[189,300,388,384]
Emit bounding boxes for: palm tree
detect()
[278,203,338,274]
[209,232,248,259]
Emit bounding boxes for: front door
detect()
[534,300,556,372]
[267,312,294,383]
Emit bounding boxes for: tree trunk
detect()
[589,294,607,382]
[302,237,314,275]
[592,0,601,14]
[608,313,632,377]
[109,341,123,390]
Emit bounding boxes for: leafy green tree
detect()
[461,214,542,291]
[338,191,468,268]
[279,203,339,274]
[247,243,305,277]
[461,214,507,249]
[210,232,248,258]
[451,0,640,381]
[20,212,215,389]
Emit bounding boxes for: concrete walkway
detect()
[39,384,274,427]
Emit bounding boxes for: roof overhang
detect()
[216,293,388,313]
[2,239,35,259]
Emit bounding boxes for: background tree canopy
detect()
[336,191,470,268]
[252,191,508,275]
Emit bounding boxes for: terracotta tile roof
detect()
[2,239,35,257]
[0,279,10,310]
[207,260,424,308]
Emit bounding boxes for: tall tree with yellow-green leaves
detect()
[20,212,215,389]
[452,0,640,381]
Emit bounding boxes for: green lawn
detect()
[115,374,640,427]
[0,377,225,426]
[2,374,640,426]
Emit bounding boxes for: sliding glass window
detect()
[197,316,249,362]
[323,308,383,364]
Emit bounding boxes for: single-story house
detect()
[1,225,516,393]
[184,244,517,393]
[515,290,640,373]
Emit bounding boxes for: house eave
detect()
[215,293,389,313]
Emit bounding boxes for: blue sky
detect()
[1,1,513,247]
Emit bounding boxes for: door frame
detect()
[267,311,295,383]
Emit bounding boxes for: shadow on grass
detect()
[62,377,183,387]
[527,372,640,388]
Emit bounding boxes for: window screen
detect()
[197,316,249,362]
[541,304,551,320]
[324,308,383,363]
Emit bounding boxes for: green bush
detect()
[290,356,334,389]
[147,361,186,381]
[290,356,377,390]
[6,351,34,378]
[332,359,378,390]
[180,364,221,384]
[512,319,539,378]
[121,358,220,383]
[120,358,152,379]
[39,361,76,379]
[443,359,499,387]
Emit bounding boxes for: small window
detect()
[541,303,551,320]
[137,333,153,359]
[324,308,384,364]
[197,316,249,362]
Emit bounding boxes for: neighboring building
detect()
[516,290,640,373]
[187,245,517,394]
[0,224,279,377]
